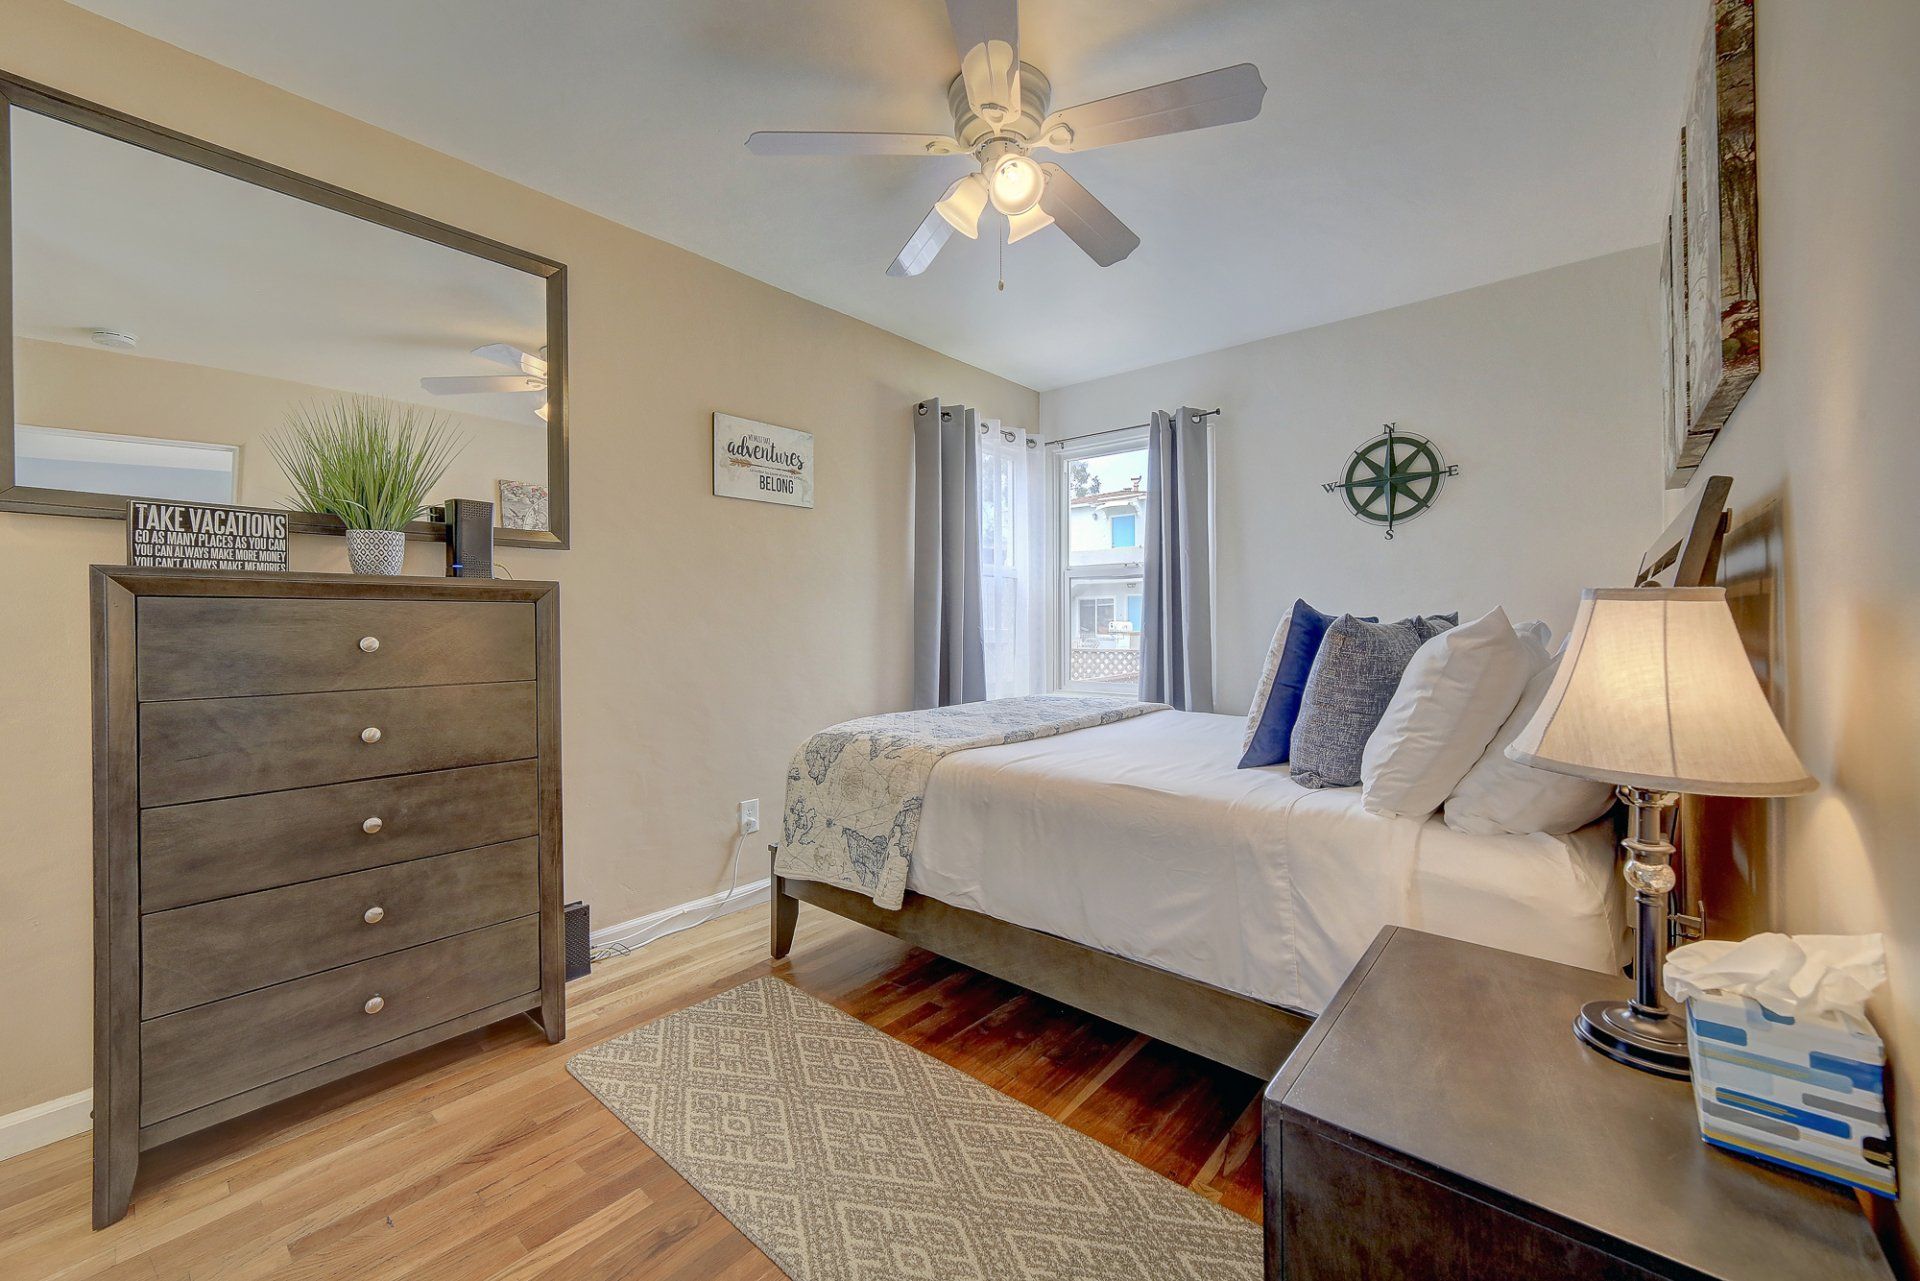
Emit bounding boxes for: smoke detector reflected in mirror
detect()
[89,329,138,351]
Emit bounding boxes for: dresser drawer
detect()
[142,839,538,1016]
[141,761,539,910]
[137,598,534,700]
[140,916,539,1125]
[139,682,537,806]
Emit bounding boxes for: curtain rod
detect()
[1044,408,1222,450]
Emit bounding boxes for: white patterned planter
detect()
[345,528,406,576]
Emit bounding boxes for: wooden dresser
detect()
[90,567,563,1228]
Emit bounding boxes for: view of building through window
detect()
[1062,443,1148,695]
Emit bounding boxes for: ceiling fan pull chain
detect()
[997,220,1006,292]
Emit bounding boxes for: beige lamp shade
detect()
[1508,587,1816,797]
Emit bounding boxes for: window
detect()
[978,421,1042,700]
[1076,596,1116,644]
[1053,434,1148,695]
[14,425,237,503]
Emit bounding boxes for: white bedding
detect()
[908,709,1626,1015]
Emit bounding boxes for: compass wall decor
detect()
[1322,423,1459,540]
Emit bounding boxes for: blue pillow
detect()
[1239,601,1376,768]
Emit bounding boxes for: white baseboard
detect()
[0,884,773,1164]
[0,1089,92,1162]
[590,877,772,954]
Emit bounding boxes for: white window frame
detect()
[1046,426,1149,693]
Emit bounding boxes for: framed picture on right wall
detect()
[1663,0,1759,489]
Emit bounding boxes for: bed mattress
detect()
[908,709,1627,1016]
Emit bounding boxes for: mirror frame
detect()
[0,71,569,549]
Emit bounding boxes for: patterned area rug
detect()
[567,977,1260,1280]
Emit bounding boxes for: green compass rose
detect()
[1322,423,1459,540]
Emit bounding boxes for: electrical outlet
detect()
[738,799,760,834]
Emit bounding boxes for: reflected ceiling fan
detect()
[420,343,550,421]
[746,0,1265,276]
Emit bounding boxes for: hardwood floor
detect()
[0,906,1265,1280]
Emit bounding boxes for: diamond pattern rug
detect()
[567,976,1260,1280]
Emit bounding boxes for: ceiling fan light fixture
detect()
[988,153,1045,215]
[935,173,989,238]
[1006,202,1053,243]
[536,401,550,423]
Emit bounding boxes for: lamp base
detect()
[1574,1000,1692,1079]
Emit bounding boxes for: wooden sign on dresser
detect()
[89,566,564,1228]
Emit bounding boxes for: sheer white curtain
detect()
[977,420,1046,699]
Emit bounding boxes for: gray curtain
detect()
[912,398,986,708]
[1140,407,1214,711]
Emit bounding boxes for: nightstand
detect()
[1262,928,1893,1280]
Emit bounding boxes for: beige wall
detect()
[0,0,1036,1119]
[1040,248,1665,713]
[1669,1,1918,1266]
[15,337,548,511]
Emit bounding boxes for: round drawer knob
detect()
[360,726,382,744]
[362,816,384,834]
[358,635,380,653]
[363,905,385,925]
[364,995,385,1015]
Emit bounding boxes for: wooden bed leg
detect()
[770,847,797,959]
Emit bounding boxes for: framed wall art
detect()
[1664,0,1759,488]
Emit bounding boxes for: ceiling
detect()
[11,108,548,426]
[67,0,1704,391]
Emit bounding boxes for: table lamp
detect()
[1508,587,1816,1078]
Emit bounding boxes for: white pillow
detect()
[1511,619,1553,668]
[1360,608,1535,819]
[1443,654,1618,835]
[1243,609,1293,750]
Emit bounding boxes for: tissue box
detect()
[1685,991,1897,1197]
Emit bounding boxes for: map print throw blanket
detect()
[778,695,1166,909]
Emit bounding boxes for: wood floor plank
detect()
[0,905,1265,1279]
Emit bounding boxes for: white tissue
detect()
[1664,932,1887,1021]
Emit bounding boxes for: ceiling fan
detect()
[421,343,550,422]
[746,0,1265,276]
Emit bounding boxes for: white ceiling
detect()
[67,0,1704,391]
[11,108,548,425]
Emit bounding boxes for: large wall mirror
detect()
[0,73,568,547]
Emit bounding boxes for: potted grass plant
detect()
[270,396,464,575]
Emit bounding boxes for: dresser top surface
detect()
[93,564,557,602]
[1268,928,1892,1281]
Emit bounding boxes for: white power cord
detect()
[586,821,763,966]
[683,830,750,934]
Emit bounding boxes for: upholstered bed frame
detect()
[770,477,1734,1080]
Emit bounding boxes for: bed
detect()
[771,477,1732,1078]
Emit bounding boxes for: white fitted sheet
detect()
[908,710,1627,1015]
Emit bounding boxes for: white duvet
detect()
[908,710,1627,1016]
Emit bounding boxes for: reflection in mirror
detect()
[9,107,552,532]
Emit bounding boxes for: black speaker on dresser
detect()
[443,498,494,578]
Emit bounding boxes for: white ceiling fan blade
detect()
[421,375,546,395]
[946,0,1020,127]
[471,342,531,369]
[746,131,961,157]
[1038,63,1266,154]
[887,196,959,278]
[1037,164,1139,267]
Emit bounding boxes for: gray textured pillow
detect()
[1289,615,1453,789]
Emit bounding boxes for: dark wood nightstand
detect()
[1262,928,1894,1280]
